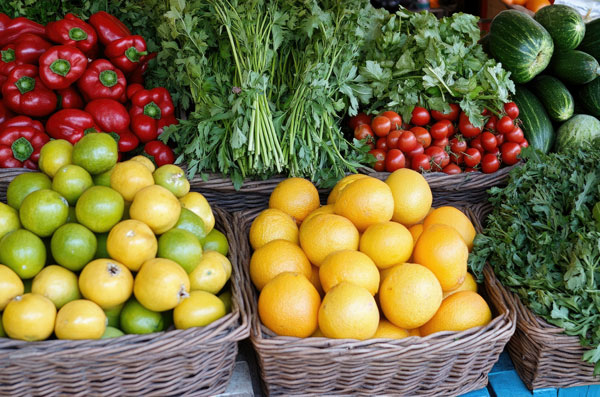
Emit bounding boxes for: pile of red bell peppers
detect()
[0,12,176,169]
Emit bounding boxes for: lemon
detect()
[55,299,107,340]
[79,259,134,309]
[173,290,226,329]
[3,293,56,341]
[0,264,24,310]
[0,202,20,240]
[179,192,215,233]
[134,258,190,312]
[189,252,230,294]
[32,265,81,309]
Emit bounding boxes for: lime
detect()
[162,310,174,329]
[153,165,190,198]
[93,165,115,187]
[0,312,5,337]
[104,302,124,328]
[0,229,46,279]
[0,202,20,240]
[7,172,52,209]
[158,228,203,274]
[31,265,81,309]
[120,298,165,334]
[179,192,215,233]
[102,326,124,338]
[75,186,124,233]
[38,139,73,178]
[202,229,229,256]
[95,232,109,259]
[23,278,32,293]
[52,165,93,205]
[66,206,77,223]
[72,132,118,175]
[174,208,207,242]
[219,290,232,313]
[51,223,97,271]
[19,189,69,237]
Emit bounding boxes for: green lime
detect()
[95,232,109,259]
[122,201,131,220]
[72,133,118,175]
[7,172,52,209]
[19,189,69,237]
[202,229,229,256]
[75,186,124,233]
[51,223,97,271]
[66,206,77,223]
[93,165,115,187]
[219,290,232,313]
[52,164,93,205]
[594,202,600,224]
[153,165,190,198]
[0,229,46,279]
[174,208,207,242]
[162,310,174,329]
[0,313,5,337]
[104,303,124,328]
[101,326,125,338]
[23,278,32,293]
[157,228,203,274]
[120,298,165,334]
[38,139,73,178]
[0,202,20,240]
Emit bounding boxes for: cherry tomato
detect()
[398,130,418,152]
[501,142,521,165]
[495,133,505,146]
[459,112,482,138]
[386,130,402,149]
[411,153,431,172]
[376,137,388,151]
[433,137,449,148]
[385,149,406,172]
[443,163,462,175]
[470,136,484,154]
[440,119,455,137]
[504,102,519,119]
[430,121,449,140]
[481,154,500,174]
[425,146,449,171]
[487,147,500,156]
[411,106,431,126]
[349,113,371,130]
[482,108,491,116]
[372,116,392,137]
[451,152,464,165]
[497,116,515,134]
[431,104,459,121]
[354,124,375,147]
[463,148,481,168]
[369,148,387,172]
[464,167,477,173]
[411,126,431,148]
[520,139,529,148]
[506,126,525,143]
[381,111,402,130]
[450,137,467,155]
[481,131,497,152]
[406,143,424,159]
[485,115,497,131]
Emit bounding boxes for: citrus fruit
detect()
[130,185,181,234]
[420,291,492,336]
[258,272,320,337]
[55,299,106,340]
[79,259,134,309]
[174,290,226,329]
[72,132,118,175]
[76,186,124,233]
[327,174,369,205]
[107,220,157,272]
[249,208,298,250]
[379,263,443,329]
[0,202,20,240]
[202,228,229,256]
[134,258,190,312]
[65,206,77,223]
[120,298,164,334]
[189,253,229,294]
[219,290,232,313]
[308,265,323,296]
[6,172,52,209]
[413,224,468,292]
[157,228,203,274]
[318,282,379,340]
[179,192,215,233]
[3,293,56,341]
[423,206,477,251]
[95,232,109,259]
[250,239,312,291]
[102,326,125,338]
[23,278,32,293]
[52,165,93,205]
[408,328,420,337]
[129,155,155,172]
[203,250,231,279]
[408,224,424,247]
[0,264,24,310]
[359,221,413,269]
[38,139,73,178]
[19,189,69,237]
[269,178,320,224]
[32,265,81,309]
[311,328,324,337]
[302,204,335,225]
[104,303,124,328]
[173,207,208,242]
[51,223,97,271]
[0,229,46,279]
[299,213,359,266]
[110,160,155,202]
[92,165,114,187]
[334,177,394,232]
[385,168,432,225]
[372,320,410,339]
[153,164,190,198]
[0,314,5,337]
[319,250,380,295]
[444,272,478,299]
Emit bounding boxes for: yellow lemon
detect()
[79,259,134,309]
[0,264,24,310]
[32,265,81,309]
[107,219,158,272]
[3,293,56,341]
[443,272,478,299]
[423,206,477,251]
[55,299,107,340]
[302,204,335,225]
[129,155,155,172]
[134,258,190,312]
[174,290,226,329]
[130,185,181,234]
[179,192,215,233]
[38,139,73,178]
[189,254,228,294]
[110,160,155,202]
[385,168,432,226]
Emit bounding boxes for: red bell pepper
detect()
[0,116,50,169]
[111,130,139,153]
[38,45,87,90]
[46,14,99,59]
[143,140,174,166]
[0,15,46,47]
[46,109,99,144]
[127,51,156,85]
[56,86,84,109]
[0,102,15,127]
[129,87,178,143]
[0,44,21,78]
[1,115,44,134]
[89,12,131,46]
[104,35,148,74]
[77,59,126,103]
[85,98,130,135]
[2,64,57,117]
[14,34,53,64]
[126,83,144,100]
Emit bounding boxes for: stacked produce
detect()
[248,170,491,339]
[0,134,232,341]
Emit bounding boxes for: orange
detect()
[333,177,394,232]
[408,224,423,247]
[258,272,320,337]
[133,258,190,312]
[249,208,298,250]
[299,213,359,266]
[327,174,368,205]
[526,0,550,12]
[385,168,432,226]
[444,272,478,299]
[319,250,380,295]
[420,291,492,336]
[110,160,155,202]
[3,293,56,341]
[302,204,335,225]
[107,220,158,272]
[359,221,413,269]
[372,319,409,339]
[308,265,323,296]
[379,263,442,329]
[54,299,106,340]
[79,259,134,309]
[269,178,320,224]
[413,224,468,292]
[173,290,226,329]
[130,185,181,234]
[0,264,24,310]
[318,282,379,340]
[179,192,215,233]
[250,239,312,290]
[423,206,476,251]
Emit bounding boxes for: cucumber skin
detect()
[528,75,574,122]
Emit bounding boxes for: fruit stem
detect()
[107,262,121,276]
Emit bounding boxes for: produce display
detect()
[0,136,232,341]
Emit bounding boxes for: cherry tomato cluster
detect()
[350,102,527,174]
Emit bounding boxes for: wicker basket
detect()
[0,168,32,201]
[234,203,516,396]
[0,207,250,397]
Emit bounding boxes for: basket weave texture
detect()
[0,207,250,397]
[234,202,516,396]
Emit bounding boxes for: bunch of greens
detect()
[469,146,600,373]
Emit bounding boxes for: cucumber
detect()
[528,75,574,122]
[579,77,600,118]
[550,49,600,85]
[489,10,554,84]
[534,5,585,51]
[512,85,555,153]
[578,18,600,62]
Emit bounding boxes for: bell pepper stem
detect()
[68,27,88,41]
[1,49,15,63]
[50,59,71,77]
[108,132,120,143]
[15,76,35,94]
[125,47,148,63]
[143,101,162,120]
[99,70,118,88]
[84,127,98,135]
[11,137,34,162]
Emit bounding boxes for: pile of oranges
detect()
[249,169,492,339]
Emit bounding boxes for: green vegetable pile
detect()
[469,146,600,373]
